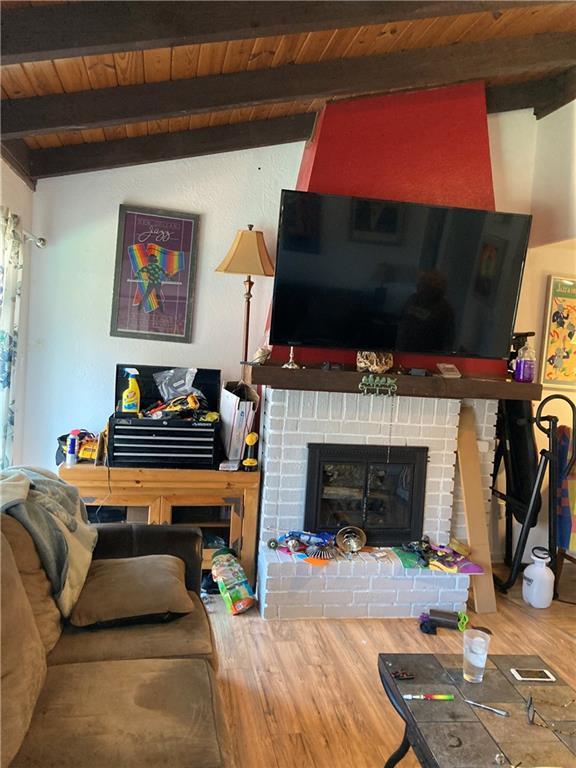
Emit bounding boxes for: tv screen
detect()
[270,190,531,359]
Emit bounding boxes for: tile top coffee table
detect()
[378,653,576,767]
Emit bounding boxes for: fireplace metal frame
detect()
[304,443,428,546]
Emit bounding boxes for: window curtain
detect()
[0,209,24,469]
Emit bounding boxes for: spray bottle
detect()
[522,546,554,609]
[121,368,141,413]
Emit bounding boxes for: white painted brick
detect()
[316,392,330,419]
[396,589,439,604]
[370,397,384,423]
[260,516,278,532]
[265,432,284,448]
[300,419,336,434]
[431,576,458,589]
[269,390,287,404]
[422,399,436,423]
[337,560,367,576]
[263,488,279,503]
[329,392,344,420]
[325,576,370,590]
[356,590,397,604]
[278,605,324,619]
[368,605,412,617]
[265,461,281,475]
[357,396,371,421]
[341,421,380,435]
[286,391,302,418]
[281,461,306,476]
[283,432,308,446]
[411,603,433,617]
[269,404,286,418]
[371,577,414,590]
[266,561,298,577]
[344,394,359,421]
[439,589,469,602]
[301,391,317,417]
[456,575,471,589]
[280,475,305,490]
[333,433,367,444]
[395,398,410,425]
[409,399,423,424]
[264,447,282,461]
[323,605,369,618]
[282,576,326,590]
[309,590,351,605]
[410,578,441,591]
[266,475,280,488]
[265,577,284,591]
[266,591,307,606]
[260,604,278,619]
[282,446,306,461]
[281,517,305,531]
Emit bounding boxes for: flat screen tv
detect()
[269,190,532,359]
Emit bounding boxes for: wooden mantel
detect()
[246,365,542,401]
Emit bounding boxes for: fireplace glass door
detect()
[305,444,427,546]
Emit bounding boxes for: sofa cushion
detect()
[69,554,195,628]
[0,515,62,652]
[48,591,216,668]
[1,533,47,768]
[11,658,233,768]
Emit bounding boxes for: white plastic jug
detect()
[522,547,554,609]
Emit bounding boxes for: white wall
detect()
[23,144,304,467]
[0,160,35,464]
[530,101,576,248]
[488,108,576,560]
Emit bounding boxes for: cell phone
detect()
[510,668,556,682]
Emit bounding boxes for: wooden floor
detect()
[206,571,576,768]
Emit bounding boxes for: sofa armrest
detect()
[92,523,203,594]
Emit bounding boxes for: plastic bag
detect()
[153,367,198,401]
[211,548,255,615]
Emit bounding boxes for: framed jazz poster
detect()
[540,274,576,390]
[110,205,199,343]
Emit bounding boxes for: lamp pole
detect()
[242,273,254,364]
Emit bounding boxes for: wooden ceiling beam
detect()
[26,113,317,179]
[0,139,35,190]
[486,67,576,118]
[3,32,575,140]
[0,1,549,65]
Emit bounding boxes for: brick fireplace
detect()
[256,388,498,619]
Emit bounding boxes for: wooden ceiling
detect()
[1,1,575,187]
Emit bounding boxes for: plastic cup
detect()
[463,629,490,683]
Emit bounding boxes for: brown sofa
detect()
[1,518,233,768]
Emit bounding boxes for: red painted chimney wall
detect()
[272,82,507,376]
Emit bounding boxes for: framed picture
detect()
[350,199,404,244]
[540,274,576,390]
[110,205,199,343]
[473,234,506,304]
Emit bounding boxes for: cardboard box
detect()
[220,382,259,460]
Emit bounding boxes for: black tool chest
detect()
[108,365,221,469]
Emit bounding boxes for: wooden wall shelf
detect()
[246,365,542,401]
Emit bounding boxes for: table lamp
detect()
[216,225,274,372]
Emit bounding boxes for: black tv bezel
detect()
[269,188,531,360]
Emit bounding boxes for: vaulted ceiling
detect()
[1,1,575,188]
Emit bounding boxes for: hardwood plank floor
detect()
[206,573,576,768]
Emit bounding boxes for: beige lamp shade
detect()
[216,225,274,276]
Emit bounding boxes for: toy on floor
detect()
[419,609,469,635]
[211,548,255,615]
